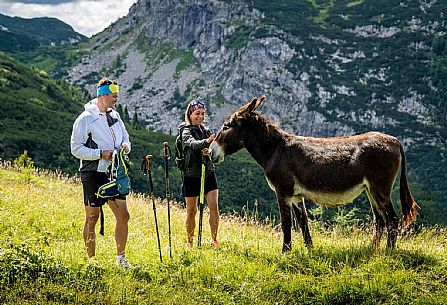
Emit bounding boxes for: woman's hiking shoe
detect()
[211,240,220,248]
[116,255,131,270]
[185,242,193,248]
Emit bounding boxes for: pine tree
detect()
[123,105,130,123]
[116,104,123,115]
[13,150,34,168]
[132,111,140,130]
[173,87,182,106]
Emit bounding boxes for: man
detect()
[71,77,131,269]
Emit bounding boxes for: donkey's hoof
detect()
[305,242,313,249]
[282,244,292,253]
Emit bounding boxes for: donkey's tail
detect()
[399,144,419,228]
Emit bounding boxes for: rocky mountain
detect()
[0,13,86,54]
[69,0,446,134]
[67,0,445,138]
[64,0,446,222]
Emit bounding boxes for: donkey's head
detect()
[210,95,265,163]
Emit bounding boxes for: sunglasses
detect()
[97,79,118,88]
[188,99,206,115]
[191,99,205,107]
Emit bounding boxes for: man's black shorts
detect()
[183,172,218,197]
[80,171,126,207]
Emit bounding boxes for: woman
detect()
[179,99,219,247]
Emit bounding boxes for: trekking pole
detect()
[197,156,206,247]
[143,155,163,263]
[100,150,117,236]
[163,142,172,259]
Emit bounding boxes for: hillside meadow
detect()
[0,164,446,304]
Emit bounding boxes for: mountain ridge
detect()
[0,13,86,50]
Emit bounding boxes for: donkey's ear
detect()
[253,95,265,111]
[236,97,258,117]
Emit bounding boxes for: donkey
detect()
[210,96,419,252]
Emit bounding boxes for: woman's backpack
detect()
[175,125,188,171]
[96,148,131,198]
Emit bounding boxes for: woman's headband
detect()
[188,99,205,115]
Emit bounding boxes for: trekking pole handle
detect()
[163,142,172,160]
[145,155,153,171]
[163,142,169,157]
[163,142,171,193]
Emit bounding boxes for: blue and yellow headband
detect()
[97,83,119,97]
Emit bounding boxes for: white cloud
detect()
[0,0,137,37]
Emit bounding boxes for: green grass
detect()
[308,0,334,26]
[174,49,198,76]
[225,23,253,50]
[133,34,198,75]
[1,164,446,304]
[347,0,363,8]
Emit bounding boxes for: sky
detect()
[0,0,138,37]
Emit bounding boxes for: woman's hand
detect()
[202,148,212,157]
[206,134,216,144]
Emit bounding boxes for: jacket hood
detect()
[84,98,100,116]
[84,98,117,117]
[178,122,187,130]
[179,122,208,130]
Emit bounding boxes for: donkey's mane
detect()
[248,112,294,141]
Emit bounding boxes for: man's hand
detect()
[101,150,113,160]
[120,144,130,153]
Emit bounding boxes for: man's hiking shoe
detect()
[185,242,193,248]
[116,255,131,270]
[86,257,100,268]
[211,240,220,248]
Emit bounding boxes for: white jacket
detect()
[71,98,131,172]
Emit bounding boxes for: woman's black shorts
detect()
[183,172,218,197]
[80,171,126,207]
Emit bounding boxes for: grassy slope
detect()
[0,165,446,304]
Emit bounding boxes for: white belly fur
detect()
[296,178,367,207]
[266,177,367,208]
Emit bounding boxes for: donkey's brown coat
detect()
[210,96,419,252]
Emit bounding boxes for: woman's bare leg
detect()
[185,196,198,244]
[206,189,219,241]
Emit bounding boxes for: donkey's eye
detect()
[222,125,230,131]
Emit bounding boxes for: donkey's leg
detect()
[371,206,386,248]
[383,198,399,249]
[366,191,385,248]
[370,187,399,249]
[292,197,313,248]
[277,194,293,253]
